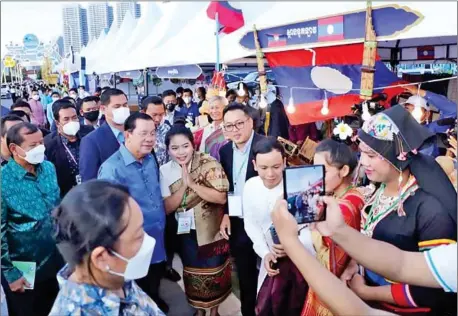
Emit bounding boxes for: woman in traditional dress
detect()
[160,125,231,316]
[302,139,365,316]
[345,105,457,315]
[199,96,229,161]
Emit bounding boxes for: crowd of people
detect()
[0,79,457,316]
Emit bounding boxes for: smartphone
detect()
[270,225,280,245]
[283,165,327,224]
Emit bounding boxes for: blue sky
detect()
[285,166,323,193]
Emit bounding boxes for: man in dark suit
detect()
[79,88,130,181]
[44,99,94,197]
[219,104,265,316]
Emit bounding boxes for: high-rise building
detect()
[62,4,89,55]
[56,36,64,57]
[87,2,114,41]
[116,2,141,28]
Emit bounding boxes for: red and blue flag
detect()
[417,46,435,60]
[266,34,287,48]
[318,16,344,42]
[265,44,405,125]
[206,1,244,35]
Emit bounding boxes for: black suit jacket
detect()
[44,125,94,197]
[219,133,265,250]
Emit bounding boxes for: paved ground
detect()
[162,255,242,316]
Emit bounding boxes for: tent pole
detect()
[215,13,220,72]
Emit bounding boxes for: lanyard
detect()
[335,185,354,199]
[233,154,249,188]
[62,142,78,166]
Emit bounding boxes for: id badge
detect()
[75,175,82,185]
[177,212,191,234]
[228,192,243,217]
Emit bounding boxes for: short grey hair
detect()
[208,95,228,107]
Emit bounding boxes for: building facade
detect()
[87,2,114,41]
[62,4,89,55]
[116,2,141,28]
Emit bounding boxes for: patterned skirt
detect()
[179,230,232,309]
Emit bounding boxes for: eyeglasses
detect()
[223,119,249,132]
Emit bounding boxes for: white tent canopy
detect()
[85,1,457,74]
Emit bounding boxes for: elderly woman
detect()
[198,95,229,161]
[50,180,165,315]
[160,125,231,316]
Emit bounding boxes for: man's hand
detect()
[9,277,30,293]
[349,274,373,301]
[220,214,231,240]
[271,243,287,258]
[404,85,426,97]
[264,253,280,277]
[340,259,359,283]
[271,200,299,245]
[311,196,346,237]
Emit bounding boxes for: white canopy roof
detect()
[87,1,457,74]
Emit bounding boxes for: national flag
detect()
[417,46,435,60]
[318,15,344,42]
[266,34,287,48]
[265,44,404,125]
[206,1,244,35]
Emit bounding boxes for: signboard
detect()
[4,59,16,68]
[239,5,423,52]
[23,34,39,50]
[118,70,142,79]
[155,64,202,79]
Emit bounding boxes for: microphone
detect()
[436,117,457,126]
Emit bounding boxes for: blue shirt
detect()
[177,102,200,125]
[97,145,166,263]
[232,131,254,196]
[50,265,165,316]
[108,124,124,143]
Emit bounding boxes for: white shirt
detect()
[424,243,457,292]
[160,160,196,229]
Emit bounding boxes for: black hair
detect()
[9,110,30,123]
[197,87,206,97]
[1,115,23,137]
[223,103,252,119]
[6,122,40,148]
[52,180,131,274]
[100,88,127,106]
[124,112,153,132]
[140,96,164,111]
[62,96,76,106]
[51,91,60,98]
[183,88,193,96]
[162,89,176,99]
[11,100,32,112]
[69,88,78,94]
[53,99,78,122]
[101,86,110,91]
[165,124,195,149]
[81,96,99,105]
[95,87,102,93]
[176,87,184,94]
[315,139,358,175]
[31,89,38,93]
[78,85,85,90]
[253,136,285,158]
[226,89,236,98]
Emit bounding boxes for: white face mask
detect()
[62,121,80,136]
[112,107,130,125]
[183,96,192,104]
[107,233,156,281]
[19,144,46,165]
[32,95,40,101]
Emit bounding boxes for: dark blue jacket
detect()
[79,122,120,182]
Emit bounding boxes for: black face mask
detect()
[83,110,100,122]
[166,103,176,112]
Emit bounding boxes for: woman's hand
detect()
[264,253,280,277]
[182,165,195,189]
[271,243,287,258]
[349,274,373,301]
[340,259,359,283]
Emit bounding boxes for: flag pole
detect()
[215,12,220,72]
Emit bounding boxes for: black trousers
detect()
[136,261,166,301]
[230,217,259,316]
[4,276,59,316]
[165,214,179,267]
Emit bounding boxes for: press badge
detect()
[228,192,243,217]
[177,211,192,234]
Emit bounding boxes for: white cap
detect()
[405,95,429,110]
